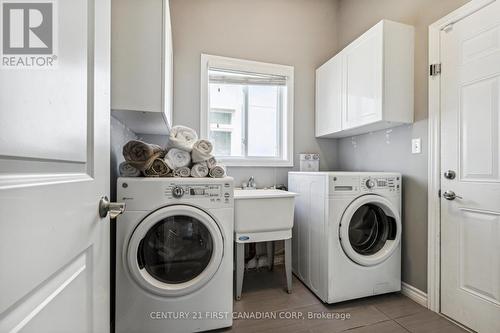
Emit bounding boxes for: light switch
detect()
[412,138,421,154]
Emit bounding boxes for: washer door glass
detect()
[348,204,396,255]
[127,205,224,296]
[138,215,213,284]
[339,195,401,267]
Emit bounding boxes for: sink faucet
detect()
[247,176,256,189]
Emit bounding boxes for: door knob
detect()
[444,170,456,179]
[99,196,126,218]
[443,191,462,201]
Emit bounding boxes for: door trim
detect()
[427,0,497,313]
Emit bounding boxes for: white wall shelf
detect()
[111,110,170,136]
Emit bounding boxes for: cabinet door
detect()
[111,0,163,113]
[343,26,383,129]
[315,55,342,137]
[163,0,173,126]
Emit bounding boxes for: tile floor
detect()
[217,266,467,333]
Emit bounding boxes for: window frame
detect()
[200,54,294,167]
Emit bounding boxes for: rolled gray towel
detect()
[143,158,171,177]
[119,161,141,177]
[168,125,198,152]
[122,140,164,171]
[209,164,226,178]
[173,166,191,178]
[190,163,209,178]
[191,139,213,163]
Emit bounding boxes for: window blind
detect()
[208,68,287,86]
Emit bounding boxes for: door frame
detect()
[427,0,497,313]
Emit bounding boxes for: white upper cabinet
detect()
[343,24,383,129]
[111,0,173,135]
[316,20,414,138]
[315,55,343,136]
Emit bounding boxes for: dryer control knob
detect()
[172,186,184,198]
[365,179,375,189]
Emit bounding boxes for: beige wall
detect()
[169,0,470,293]
[336,0,469,292]
[169,0,340,187]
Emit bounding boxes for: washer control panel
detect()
[117,178,234,210]
[330,174,400,194]
[164,182,233,204]
[361,176,400,192]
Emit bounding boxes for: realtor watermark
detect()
[149,311,352,321]
[1,0,57,68]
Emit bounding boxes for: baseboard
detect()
[401,282,428,308]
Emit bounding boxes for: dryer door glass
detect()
[138,215,214,284]
[348,204,396,255]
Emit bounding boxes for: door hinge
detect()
[438,189,441,198]
[430,63,441,76]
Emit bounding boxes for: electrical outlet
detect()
[412,138,421,154]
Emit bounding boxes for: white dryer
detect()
[115,177,234,333]
[288,172,401,303]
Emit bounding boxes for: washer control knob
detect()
[172,186,184,198]
[365,179,375,189]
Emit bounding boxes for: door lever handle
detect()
[443,190,462,201]
[99,196,126,218]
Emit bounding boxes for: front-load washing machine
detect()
[115,177,234,333]
[288,172,401,303]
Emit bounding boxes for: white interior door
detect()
[0,0,111,332]
[440,1,500,332]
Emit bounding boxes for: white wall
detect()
[110,116,138,201]
[169,0,340,187]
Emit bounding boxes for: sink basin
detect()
[234,189,297,242]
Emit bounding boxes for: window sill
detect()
[216,158,293,168]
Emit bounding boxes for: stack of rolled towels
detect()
[119,125,226,178]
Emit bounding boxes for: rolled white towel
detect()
[173,166,191,178]
[165,148,191,170]
[209,164,226,178]
[206,156,218,169]
[191,139,213,163]
[191,163,209,178]
[119,161,141,177]
[168,126,198,152]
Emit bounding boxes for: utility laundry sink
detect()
[234,188,297,300]
[233,189,297,243]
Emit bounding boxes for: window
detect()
[209,108,234,156]
[201,54,294,167]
